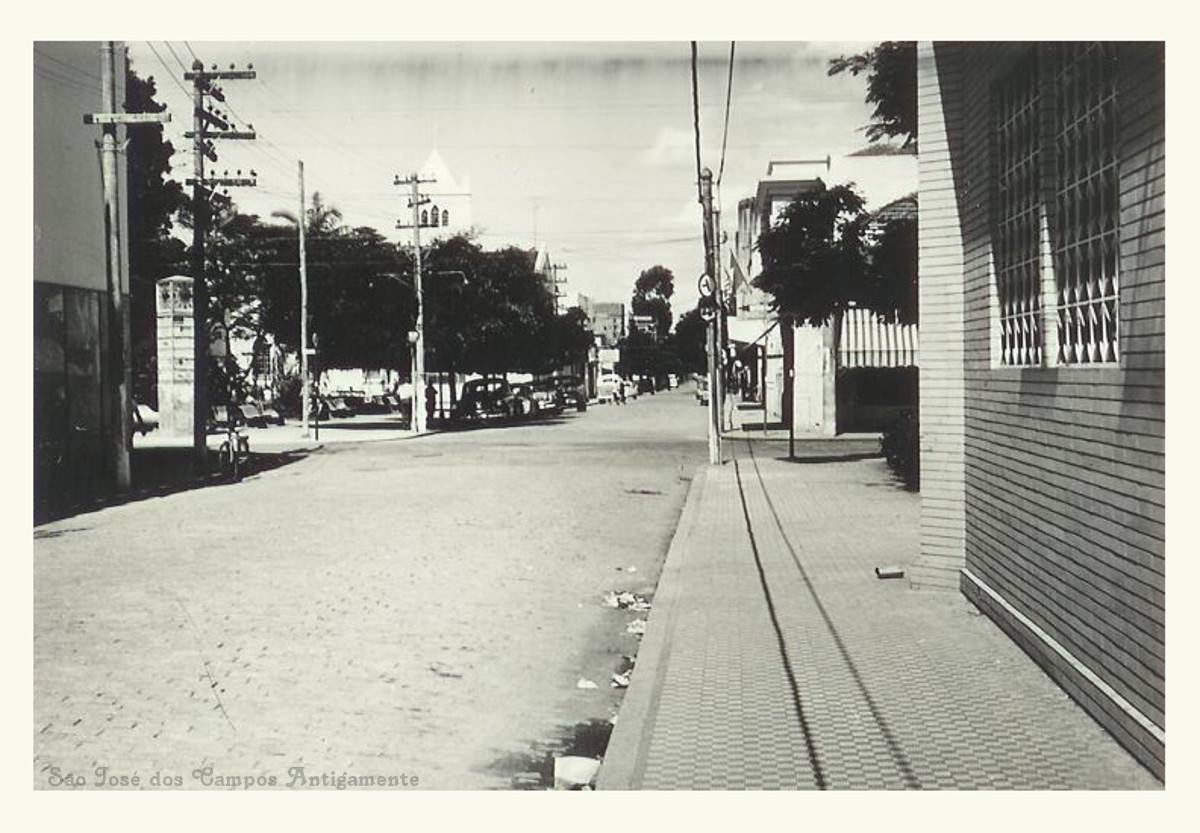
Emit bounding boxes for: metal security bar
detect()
[1052,43,1120,365]
[995,54,1044,366]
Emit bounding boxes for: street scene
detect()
[33,38,1165,796]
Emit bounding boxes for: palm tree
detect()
[271,191,343,236]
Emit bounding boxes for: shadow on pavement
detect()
[34,446,314,527]
[486,718,614,790]
[775,451,884,464]
[433,414,574,433]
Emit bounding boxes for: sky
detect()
[125,41,883,314]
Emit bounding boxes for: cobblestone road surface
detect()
[33,389,706,789]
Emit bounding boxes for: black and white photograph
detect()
[23,7,1179,816]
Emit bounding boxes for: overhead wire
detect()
[162,41,189,74]
[143,42,193,99]
[690,41,704,201]
[716,41,736,187]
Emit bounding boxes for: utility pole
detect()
[395,173,436,434]
[298,160,310,438]
[183,58,256,470]
[83,42,171,492]
[700,167,721,465]
[712,205,728,432]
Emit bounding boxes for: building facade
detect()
[913,41,1165,778]
[34,42,130,520]
[730,156,918,433]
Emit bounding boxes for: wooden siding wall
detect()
[945,42,1165,777]
[913,42,967,589]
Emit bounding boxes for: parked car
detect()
[239,402,271,428]
[509,384,537,417]
[326,396,354,419]
[597,373,622,403]
[451,378,517,421]
[528,379,566,415]
[552,375,587,412]
[308,397,331,421]
[362,395,392,415]
[257,401,285,426]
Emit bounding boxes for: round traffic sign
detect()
[699,304,717,322]
[697,272,716,299]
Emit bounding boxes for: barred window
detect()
[994,55,1043,366]
[1052,43,1120,364]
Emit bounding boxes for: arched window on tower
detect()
[421,209,429,226]
[430,205,440,227]
[442,209,449,226]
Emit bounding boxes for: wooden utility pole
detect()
[700,167,721,465]
[395,174,436,434]
[83,42,171,491]
[299,160,310,437]
[183,58,256,470]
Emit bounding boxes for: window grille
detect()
[421,209,428,226]
[1052,43,1120,364]
[430,205,440,227]
[994,56,1043,366]
[442,209,449,226]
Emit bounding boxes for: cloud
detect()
[641,127,695,168]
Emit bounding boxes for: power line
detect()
[34,66,96,96]
[690,41,704,202]
[35,51,99,84]
[162,41,189,74]
[717,41,736,187]
[143,42,192,99]
[182,41,200,63]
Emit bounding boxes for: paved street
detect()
[33,389,706,789]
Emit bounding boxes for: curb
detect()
[596,463,711,790]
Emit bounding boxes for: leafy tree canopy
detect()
[753,182,870,327]
[828,41,917,149]
[630,264,675,341]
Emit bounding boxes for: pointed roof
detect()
[419,149,463,194]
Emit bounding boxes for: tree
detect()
[124,64,189,406]
[669,307,708,375]
[828,41,917,149]
[863,215,918,326]
[630,264,675,340]
[754,182,870,328]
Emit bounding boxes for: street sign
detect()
[699,304,717,322]
[697,272,716,299]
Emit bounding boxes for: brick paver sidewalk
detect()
[599,441,1160,789]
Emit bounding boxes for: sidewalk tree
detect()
[828,41,917,149]
[754,182,870,393]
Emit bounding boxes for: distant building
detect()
[34,42,130,520]
[729,154,918,433]
[588,302,626,348]
[630,314,658,342]
[913,41,1165,779]
[529,247,569,315]
[414,149,472,239]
